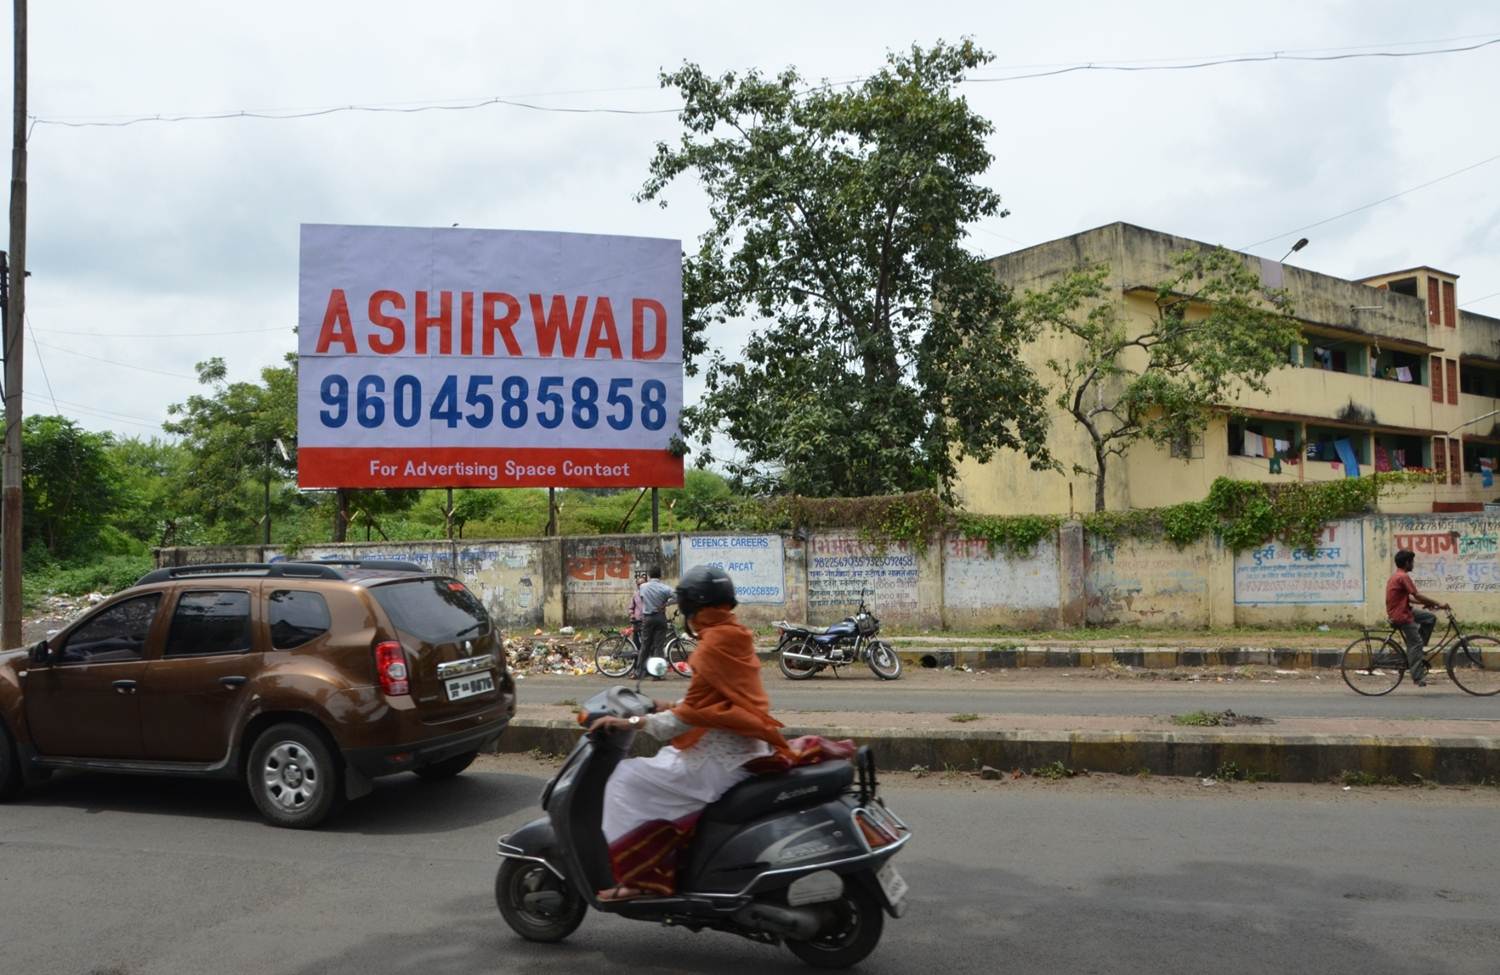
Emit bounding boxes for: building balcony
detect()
[1460,311,1500,364]
[1232,365,1435,433]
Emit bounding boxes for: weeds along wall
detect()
[155,513,1500,633]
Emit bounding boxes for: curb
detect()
[752,645,1348,671]
[495,718,1500,785]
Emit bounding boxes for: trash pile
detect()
[504,628,597,678]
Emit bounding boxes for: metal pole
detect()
[651,487,659,532]
[2,0,27,649]
[445,487,454,540]
[546,487,557,537]
[262,441,271,544]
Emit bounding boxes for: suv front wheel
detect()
[247,723,345,828]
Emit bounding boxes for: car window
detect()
[269,589,331,649]
[58,594,162,664]
[165,590,253,658]
[369,578,490,644]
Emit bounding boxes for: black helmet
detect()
[676,564,737,617]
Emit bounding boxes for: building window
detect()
[1306,426,1369,467]
[1428,279,1441,325]
[1374,434,1429,472]
[1460,365,1500,398]
[1442,281,1456,327]
[1230,420,1298,463]
[1387,277,1419,297]
[1305,340,1367,375]
[1462,440,1498,479]
[1432,356,1445,402]
[1446,359,1459,405]
[1169,431,1204,459]
[1371,348,1424,385]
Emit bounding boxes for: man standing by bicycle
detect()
[1387,549,1450,686]
[636,565,676,679]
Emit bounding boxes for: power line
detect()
[1239,150,1500,250]
[27,35,1500,132]
[22,392,163,430]
[967,36,1500,84]
[35,324,290,338]
[31,339,199,379]
[25,314,57,413]
[1460,289,1500,309]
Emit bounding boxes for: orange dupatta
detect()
[670,607,792,760]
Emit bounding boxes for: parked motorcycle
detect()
[494,668,912,969]
[772,589,903,681]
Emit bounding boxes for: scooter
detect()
[494,660,912,969]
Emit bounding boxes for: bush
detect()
[28,554,155,600]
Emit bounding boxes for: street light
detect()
[1280,238,1310,263]
[1449,409,1500,437]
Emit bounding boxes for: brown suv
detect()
[0,559,516,828]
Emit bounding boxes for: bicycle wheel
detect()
[1447,635,1500,697]
[594,635,636,679]
[1340,634,1406,696]
[665,633,695,678]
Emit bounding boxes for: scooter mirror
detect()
[645,657,669,679]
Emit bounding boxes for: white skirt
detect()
[602,730,771,843]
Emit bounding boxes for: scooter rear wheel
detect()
[496,859,586,943]
[785,880,884,969]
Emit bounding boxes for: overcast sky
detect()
[6,1,1499,448]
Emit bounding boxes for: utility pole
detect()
[262,441,272,544]
[2,0,27,649]
[651,487,659,533]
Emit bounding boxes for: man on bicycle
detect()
[1387,549,1450,686]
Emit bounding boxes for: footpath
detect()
[495,662,1500,786]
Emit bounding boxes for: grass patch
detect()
[1340,770,1401,787]
[1032,760,1075,780]
[948,712,981,723]
[1172,710,1223,727]
[555,698,578,708]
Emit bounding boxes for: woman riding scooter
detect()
[588,564,792,900]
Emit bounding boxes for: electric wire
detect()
[1239,150,1500,250]
[1460,290,1500,309]
[31,340,200,380]
[35,324,290,339]
[25,314,60,413]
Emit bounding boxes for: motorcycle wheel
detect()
[778,636,823,680]
[495,859,587,943]
[785,879,885,969]
[866,640,902,681]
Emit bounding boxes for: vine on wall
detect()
[721,472,1439,555]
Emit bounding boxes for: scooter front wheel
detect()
[785,880,884,969]
[496,859,587,943]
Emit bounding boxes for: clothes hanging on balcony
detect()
[1334,438,1360,478]
[1393,449,1407,470]
[1375,445,1392,473]
[1395,366,1413,383]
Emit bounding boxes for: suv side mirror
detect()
[28,639,50,665]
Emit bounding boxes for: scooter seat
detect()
[703,761,854,824]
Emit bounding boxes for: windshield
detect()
[369,578,491,645]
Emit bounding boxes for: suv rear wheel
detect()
[247,722,344,828]
[414,750,478,780]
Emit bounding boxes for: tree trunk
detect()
[1093,445,1109,513]
[332,488,349,542]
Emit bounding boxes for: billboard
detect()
[680,535,786,604]
[297,224,683,489]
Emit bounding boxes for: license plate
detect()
[876,861,908,906]
[445,673,495,701]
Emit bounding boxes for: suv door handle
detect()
[219,675,247,689]
[112,679,138,694]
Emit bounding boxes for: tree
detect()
[164,356,298,543]
[1022,247,1303,512]
[21,415,121,557]
[107,437,197,547]
[641,39,1049,497]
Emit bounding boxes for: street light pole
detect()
[2,0,27,649]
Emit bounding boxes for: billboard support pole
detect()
[651,488,659,533]
[445,487,454,540]
[546,487,557,537]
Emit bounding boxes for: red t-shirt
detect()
[1386,571,1417,624]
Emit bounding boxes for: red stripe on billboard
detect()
[299,447,684,488]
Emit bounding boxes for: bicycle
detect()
[1339,608,1500,697]
[593,611,695,680]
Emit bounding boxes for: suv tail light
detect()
[374,641,411,696]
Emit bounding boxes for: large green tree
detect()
[21,415,121,557]
[1022,247,1304,511]
[642,39,1049,497]
[164,356,298,543]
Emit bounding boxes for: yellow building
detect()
[955,222,1500,515]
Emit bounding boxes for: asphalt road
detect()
[3,764,1497,975]
[517,670,1500,721]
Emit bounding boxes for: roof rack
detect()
[135,562,344,585]
[284,558,426,573]
[134,559,428,587]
